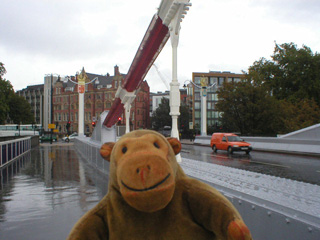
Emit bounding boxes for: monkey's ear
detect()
[100,142,115,162]
[167,137,181,155]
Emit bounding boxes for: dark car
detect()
[39,134,57,143]
[160,126,171,137]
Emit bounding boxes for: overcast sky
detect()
[1,0,320,93]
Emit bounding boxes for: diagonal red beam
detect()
[103,15,169,128]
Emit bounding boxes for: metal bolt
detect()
[238,200,242,205]
[308,227,312,232]
[251,205,255,210]
[285,218,290,224]
[267,211,272,216]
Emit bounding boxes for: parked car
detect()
[159,126,171,137]
[62,133,78,142]
[210,133,252,154]
[39,134,57,143]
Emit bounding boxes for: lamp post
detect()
[63,68,98,137]
[183,77,216,136]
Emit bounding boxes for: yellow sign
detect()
[53,129,59,133]
[77,67,89,93]
[48,124,56,129]
[200,75,208,87]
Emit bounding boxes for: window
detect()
[194,77,201,85]
[195,102,200,109]
[218,77,224,86]
[210,77,218,85]
[195,93,201,101]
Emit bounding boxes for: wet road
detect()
[180,144,320,186]
[0,144,109,240]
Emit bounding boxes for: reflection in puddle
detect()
[0,145,109,240]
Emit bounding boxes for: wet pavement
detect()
[180,141,320,186]
[0,143,109,240]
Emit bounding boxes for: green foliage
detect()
[249,42,320,106]
[9,94,34,124]
[216,81,283,136]
[151,97,191,136]
[217,42,320,136]
[0,62,34,124]
[279,99,320,133]
[0,62,14,124]
[151,98,171,130]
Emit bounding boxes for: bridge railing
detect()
[0,137,32,168]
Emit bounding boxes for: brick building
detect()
[52,66,150,135]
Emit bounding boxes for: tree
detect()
[216,42,320,136]
[151,97,190,135]
[151,98,171,130]
[8,94,34,124]
[216,80,283,136]
[0,62,14,124]
[249,42,320,106]
[279,99,320,133]
[0,62,34,124]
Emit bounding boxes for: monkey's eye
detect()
[122,146,127,153]
[153,142,160,149]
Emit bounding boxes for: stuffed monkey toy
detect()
[68,130,252,240]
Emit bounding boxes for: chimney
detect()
[114,65,120,76]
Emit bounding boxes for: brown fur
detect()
[68,130,252,240]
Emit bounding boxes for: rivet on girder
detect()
[251,205,255,210]
[267,211,272,216]
[308,227,312,232]
[285,218,290,224]
[238,200,242,205]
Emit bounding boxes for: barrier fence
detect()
[0,137,32,168]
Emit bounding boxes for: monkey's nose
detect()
[136,165,151,184]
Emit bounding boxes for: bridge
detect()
[1,0,319,239]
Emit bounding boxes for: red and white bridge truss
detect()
[103,0,191,128]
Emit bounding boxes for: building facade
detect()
[191,71,245,132]
[43,75,59,131]
[16,84,44,125]
[52,66,150,136]
[149,89,188,117]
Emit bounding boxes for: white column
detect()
[124,103,131,133]
[78,93,85,136]
[201,93,207,136]
[169,18,181,140]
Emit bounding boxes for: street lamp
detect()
[183,76,216,136]
[63,68,99,137]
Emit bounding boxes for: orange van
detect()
[210,133,252,154]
